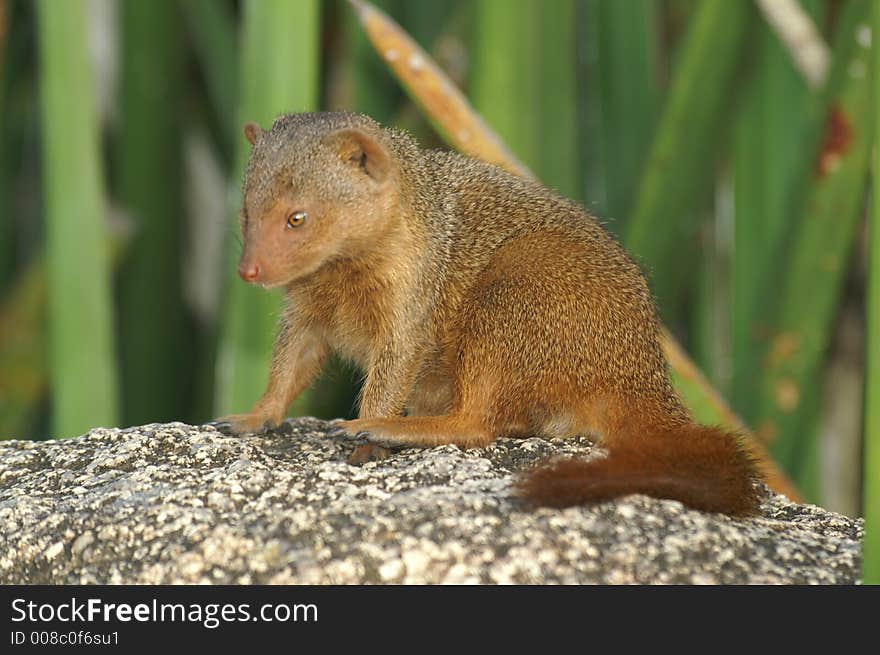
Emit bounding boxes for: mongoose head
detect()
[237,112,400,288]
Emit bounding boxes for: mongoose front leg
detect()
[344,336,424,462]
[356,337,424,419]
[337,415,493,449]
[214,318,328,435]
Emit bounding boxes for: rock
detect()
[0,419,862,584]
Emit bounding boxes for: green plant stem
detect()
[117,0,192,426]
[36,0,118,436]
[470,0,578,199]
[730,0,821,420]
[595,0,658,224]
[755,1,873,498]
[181,0,238,162]
[862,0,880,585]
[624,0,754,320]
[215,0,320,417]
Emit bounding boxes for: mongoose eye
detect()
[286,210,307,228]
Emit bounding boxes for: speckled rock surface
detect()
[0,419,862,584]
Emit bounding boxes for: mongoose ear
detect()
[243,122,264,146]
[324,128,390,184]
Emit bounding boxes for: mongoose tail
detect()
[518,421,762,517]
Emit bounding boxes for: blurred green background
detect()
[0,0,877,551]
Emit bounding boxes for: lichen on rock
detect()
[0,419,863,584]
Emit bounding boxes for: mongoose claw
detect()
[205,413,280,436]
[327,421,406,448]
[326,426,371,444]
[338,418,423,448]
[204,420,234,434]
[325,425,347,438]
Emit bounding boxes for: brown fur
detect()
[218,111,763,516]
[518,419,761,516]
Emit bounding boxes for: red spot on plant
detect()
[816,105,853,177]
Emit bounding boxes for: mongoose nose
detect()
[238,262,261,282]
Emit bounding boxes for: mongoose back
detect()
[218,111,761,517]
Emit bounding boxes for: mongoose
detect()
[217,111,762,516]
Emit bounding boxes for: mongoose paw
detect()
[347,444,394,465]
[329,420,407,448]
[206,413,280,436]
[363,433,408,448]
[326,426,371,444]
[327,421,399,463]
[204,419,233,433]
